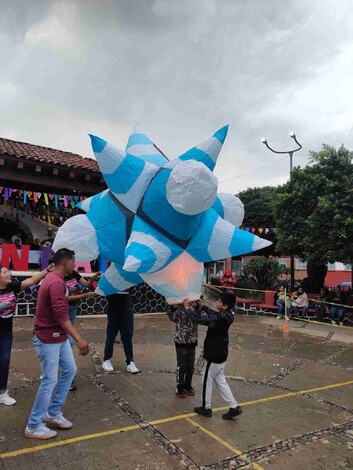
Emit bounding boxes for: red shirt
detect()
[220,274,237,288]
[33,272,69,343]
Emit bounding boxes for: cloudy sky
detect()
[1,0,353,193]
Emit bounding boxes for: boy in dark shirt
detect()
[167,303,198,398]
[185,292,242,420]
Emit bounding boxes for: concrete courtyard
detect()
[1,313,353,469]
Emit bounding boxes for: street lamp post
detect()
[261,132,302,290]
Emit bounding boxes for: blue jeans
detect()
[28,336,77,428]
[276,300,289,317]
[68,304,77,348]
[329,307,346,323]
[293,306,308,318]
[0,330,13,392]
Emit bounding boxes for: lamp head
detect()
[261,137,267,144]
[289,131,296,139]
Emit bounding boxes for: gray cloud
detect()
[1,0,353,193]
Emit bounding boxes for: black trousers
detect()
[175,343,196,393]
[0,330,13,392]
[104,306,134,364]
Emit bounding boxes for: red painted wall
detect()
[324,271,351,287]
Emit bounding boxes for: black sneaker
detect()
[222,406,242,420]
[184,387,195,396]
[194,406,212,417]
[69,381,77,391]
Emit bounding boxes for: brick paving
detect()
[1,314,353,469]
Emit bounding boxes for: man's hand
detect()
[83,291,96,299]
[89,272,102,285]
[77,338,89,356]
[183,298,191,310]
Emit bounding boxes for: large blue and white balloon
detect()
[53,126,271,303]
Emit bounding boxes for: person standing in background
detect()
[219,269,237,294]
[102,290,139,374]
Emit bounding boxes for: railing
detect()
[11,272,168,316]
[15,302,35,317]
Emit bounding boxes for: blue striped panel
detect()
[132,214,183,252]
[178,148,215,171]
[211,197,224,218]
[130,153,168,166]
[213,125,229,144]
[142,169,203,241]
[187,208,259,261]
[76,192,102,211]
[125,242,157,273]
[172,125,229,171]
[89,134,107,153]
[97,266,142,295]
[86,194,128,265]
[115,265,143,285]
[126,132,168,166]
[113,263,143,285]
[105,154,145,195]
[96,275,117,296]
[126,133,153,146]
[229,228,256,256]
[125,216,182,273]
[187,209,219,261]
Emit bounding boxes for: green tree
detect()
[241,256,289,289]
[237,186,277,227]
[237,186,278,256]
[274,144,353,290]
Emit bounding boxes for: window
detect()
[215,261,225,277]
[276,258,289,268]
[231,259,242,275]
[295,259,307,270]
[327,263,351,271]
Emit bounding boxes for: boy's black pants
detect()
[175,343,196,392]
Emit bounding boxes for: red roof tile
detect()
[0,137,100,173]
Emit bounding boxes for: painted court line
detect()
[1,379,352,460]
[186,417,264,470]
[0,424,140,459]
[213,379,353,412]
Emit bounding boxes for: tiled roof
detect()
[0,137,100,173]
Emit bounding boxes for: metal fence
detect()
[13,274,168,317]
